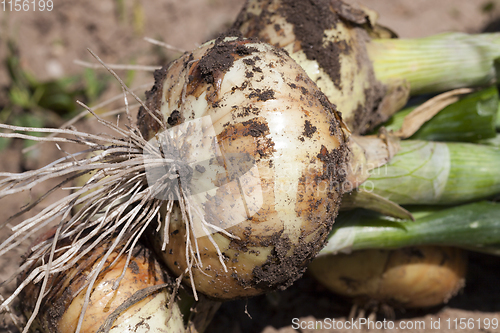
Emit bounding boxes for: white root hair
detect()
[143,37,187,53]
[0,49,232,333]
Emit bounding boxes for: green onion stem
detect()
[367,33,500,95]
[497,102,500,129]
[381,107,413,133]
[319,201,500,255]
[381,86,498,142]
[358,140,500,205]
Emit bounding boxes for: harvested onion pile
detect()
[1,0,500,331]
[232,0,500,309]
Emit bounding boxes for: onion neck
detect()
[344,133,400,192]
[367,32,500,95]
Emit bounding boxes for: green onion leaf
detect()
[320,201,500,255]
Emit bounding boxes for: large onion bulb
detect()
[138,37,348,299]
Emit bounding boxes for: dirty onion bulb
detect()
[138,37,348,300]
[232,0,407,134]
[20,235,184,333]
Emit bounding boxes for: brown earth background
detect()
[1,0,500,332]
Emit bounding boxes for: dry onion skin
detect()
[137,36,348,300]
[309,245,467,308]
[20,234,184,333]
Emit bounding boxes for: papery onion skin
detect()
[19,235,184,333]
[309,246,467,308]
[138,37,348,300]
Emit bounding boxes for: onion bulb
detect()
[308,245,467,308]
[232,0,409,134]
[20,236,184,333]
[137,36,348,299]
